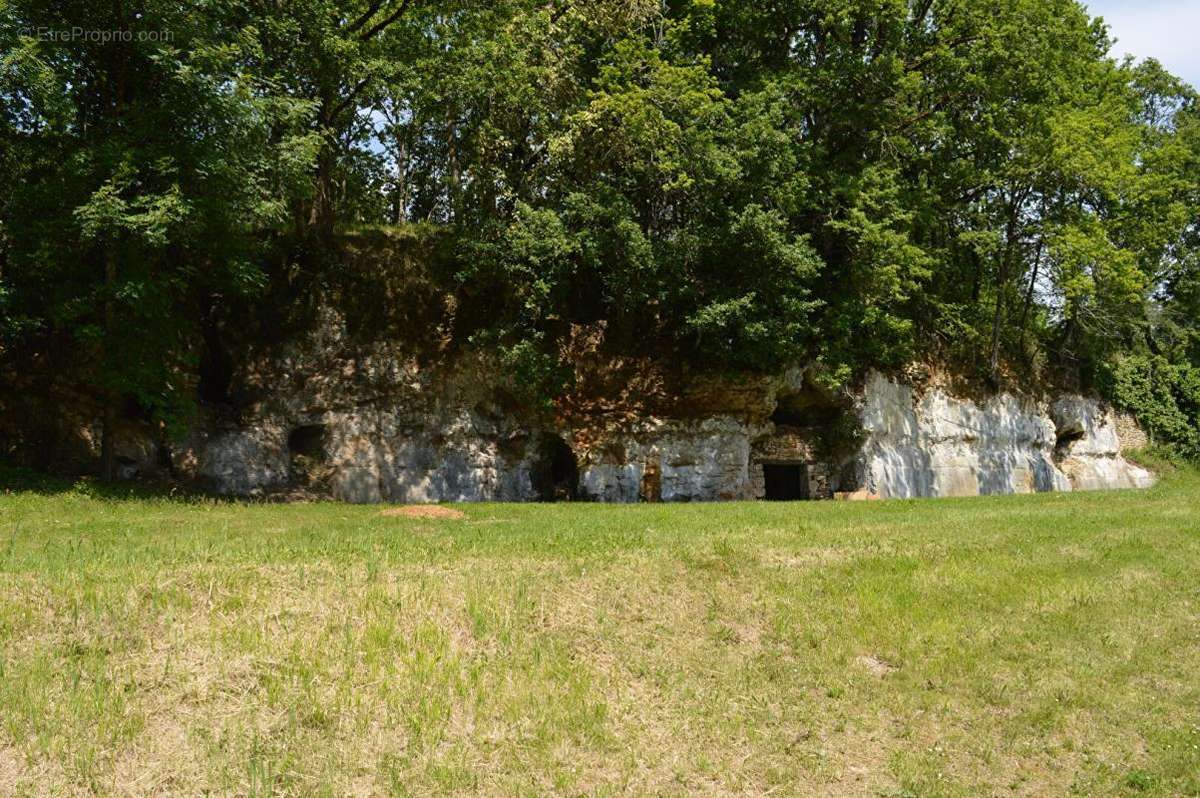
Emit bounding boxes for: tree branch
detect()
[911,0,934,29]
[905,35,982,73]
[345,0,386,34]
[328,77,372,122]
[360,0,412,41]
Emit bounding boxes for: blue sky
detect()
[1085,0,1199,87]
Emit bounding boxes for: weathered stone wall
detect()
[182,392,548,503]
[575,418,762,503]
[748,427,837,500]
[176,367,1156,502]
[152,309,548,502]
[855,373,1154,499]
[320,408,542,503]
[1113,411,1150,452]
[1051,398,1156,492]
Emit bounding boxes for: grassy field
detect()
[1,467,1198,797]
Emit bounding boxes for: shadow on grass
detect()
[0,461,225,503]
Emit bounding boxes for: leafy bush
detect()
[1101,354,1200,460]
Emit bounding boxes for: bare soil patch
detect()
[380,505,466,520]
[857,653,898,677]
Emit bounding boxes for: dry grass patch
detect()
[380,505,466,520]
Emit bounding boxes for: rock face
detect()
[2,301,1153,502]
[856,373,1153,499]
[194,410,543,503]
[137,309,1153,503]
[575,417,762,503]
[197,427,291,497]
[158,309,548,503]
[1051,397,1156,492]
[184,367,1154,502]
[320,408,543,504]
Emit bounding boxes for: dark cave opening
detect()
[535,434,579,501]
[770,391,845,428]
[288,424,328,459]
[763,463,809,501]
[1055,426,1086,460]
[288,424,329,487]
[198,306,234,406]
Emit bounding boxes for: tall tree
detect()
[2,0,317,476]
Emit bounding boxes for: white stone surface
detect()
[857,372,1152,499]
[199,427,290,496]
[191,397,542,502]
[1051,397,1156,491]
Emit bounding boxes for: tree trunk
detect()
[988,259,1006,382]
[311,145,336,237]
[969,248,982,305]
[989,196,1023,382]
[446,110,460,222]
[100,245,117,482]
[392,138,409,224]
[1018,237,1044,356]
[308,90,338,237]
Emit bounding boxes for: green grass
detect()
[1,468,1198,797]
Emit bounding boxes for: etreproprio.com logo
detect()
[20,27,174,44]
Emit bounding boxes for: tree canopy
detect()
[2,0,1199,468]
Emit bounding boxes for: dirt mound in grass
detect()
[380,505,466,520]
[857,653,898,677]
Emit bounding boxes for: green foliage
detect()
[1,0,319,441]
[683,204,822,369]
[3,0,1200,444]
[495,337,575,415]
[1101,354,1200,460]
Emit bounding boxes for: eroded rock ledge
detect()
[857,373,1153,500]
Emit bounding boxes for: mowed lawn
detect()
[1,469,1198,797]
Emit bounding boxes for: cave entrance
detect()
[771,394,844,429]
[289,425,327,459]
[1056,426,1085,451]
[763,463,808,501]
[288,424,328,486]
[535,434,579,501]
[759,376,857,501]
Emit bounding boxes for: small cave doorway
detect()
[289,424,327,458]
[763,463,809,501]
[288,424,329,485]
[758,378,858,501]
[534,434,579,501]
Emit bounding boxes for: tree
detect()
[4,0,1200,469]
[1,0,316,476]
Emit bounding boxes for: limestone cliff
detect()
[856,373,1153,499]
[178,364,1152,502]
[38,311,1153,503]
